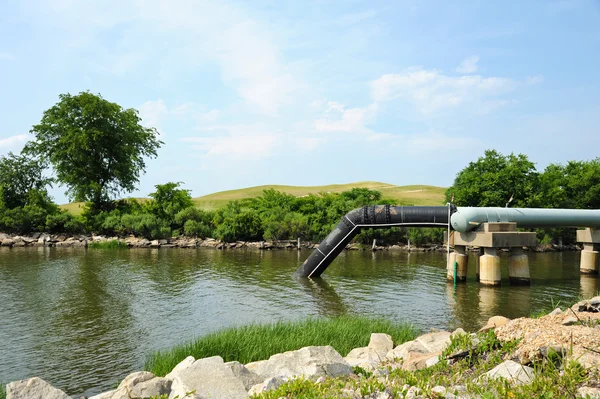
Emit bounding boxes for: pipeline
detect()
[296,205,600,278]
[294,205,453,278]
[451,207,600,232]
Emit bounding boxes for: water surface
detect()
[0,247,595,396]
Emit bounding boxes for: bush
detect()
[46,211,85,234]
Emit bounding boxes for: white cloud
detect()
[138,100,168,129]
[0,52,16,61]
[314,102,378,133]
[371,67,515,114]
[456,55,479,74]
[22,0,300,115]
[0,134,29,149]
[182,134,280,160]
[138,99,220,132]
[526,75,544,85]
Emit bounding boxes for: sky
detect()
[1,0,599,204]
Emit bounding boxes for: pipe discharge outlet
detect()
[295,205,453,278]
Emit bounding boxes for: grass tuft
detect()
[145,316,418,377]
[0,384,5,399]
[87,240,128,249]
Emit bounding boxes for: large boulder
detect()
[483,360,534,386]
[480,316,510,332]
[415,331,452,353]
[167,356,261,399]
[245,346,352,381]
[88,390,116,399]
[345,333,394,370]
[386,339,429,361]
[6,377,71,399]
[109,371,171,399]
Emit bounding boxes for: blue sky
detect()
[1,0,599,204]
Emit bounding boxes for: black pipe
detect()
[295,205,454,278]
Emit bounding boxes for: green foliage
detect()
[25,91,162,209]
[45,211,85,234]
[406,227,444,247]
[446,149,539,207]
[0,383,4,399]
[175,207,215,238]
[213,202,264,242]
[0,152,52,209]
[147,182,194,229]
[121,213,171,239]
[145,316,418,377]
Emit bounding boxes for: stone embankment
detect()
[7,297,600,399]
[0,232,579,253]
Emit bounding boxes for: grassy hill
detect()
[60,182,447,214]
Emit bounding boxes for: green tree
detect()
[445,149,539,207]
[0,152,52,209]
[25,91,162,210]
[146,182,194,229]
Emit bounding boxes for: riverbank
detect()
[0,232,581,253]
[5,297,600,398]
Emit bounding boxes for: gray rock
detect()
[6,377,72,399]
[88,390,116,399]
[225,361,263,390]
[110,371,171,399]
[562,315,579,326]
[167,355,260,399]
[578,386,600,398]
[549,307,563,316]
[386,340,429,360]
[415,331,452,353]
[247,376,287,396]
[165,356,195,379]
[344,347,383,370]
[1,238,15,247]
[245,346,352,381]
[404,386,422,399]
[431,386,446,396]
[484,360,534,385]
[368,333,393,358]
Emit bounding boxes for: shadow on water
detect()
[296,277,349,318]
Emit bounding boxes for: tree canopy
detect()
[445,149,539,207]
[0,152,52,209]
[25,91,162,210]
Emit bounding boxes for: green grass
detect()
[145,316,418,377]
[60,182,447,213]
[87,240,128,249]
[0,384,5,399]
[257,330,591,399]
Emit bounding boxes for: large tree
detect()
[445,149,539,207]
[25,91,162,210]
[0,152,52,209]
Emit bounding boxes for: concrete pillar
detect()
[474,248,483,282]
[455,246,468,282]
[480,247,501,286]
[508,248,530,285]
[447,246,468,282]
[580,243,599,274]
[446,251,456,281]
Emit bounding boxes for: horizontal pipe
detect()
[295,205,452,278]
[451,207,600,232]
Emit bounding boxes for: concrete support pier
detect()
[446,245,468,282]
[577,229,600,274]
[480,247,501,286]
[508,247,530,285]
[452,222,536,286]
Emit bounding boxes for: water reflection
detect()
[297,277,348,317]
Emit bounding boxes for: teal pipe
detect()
[451,207,600,232]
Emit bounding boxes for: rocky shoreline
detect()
[6,297,600,399]
[0,232,581,253]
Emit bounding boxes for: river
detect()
[0,247,597,396]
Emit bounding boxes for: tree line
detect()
[1,92,599,245]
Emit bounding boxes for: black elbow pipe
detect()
[295,205,455,278]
